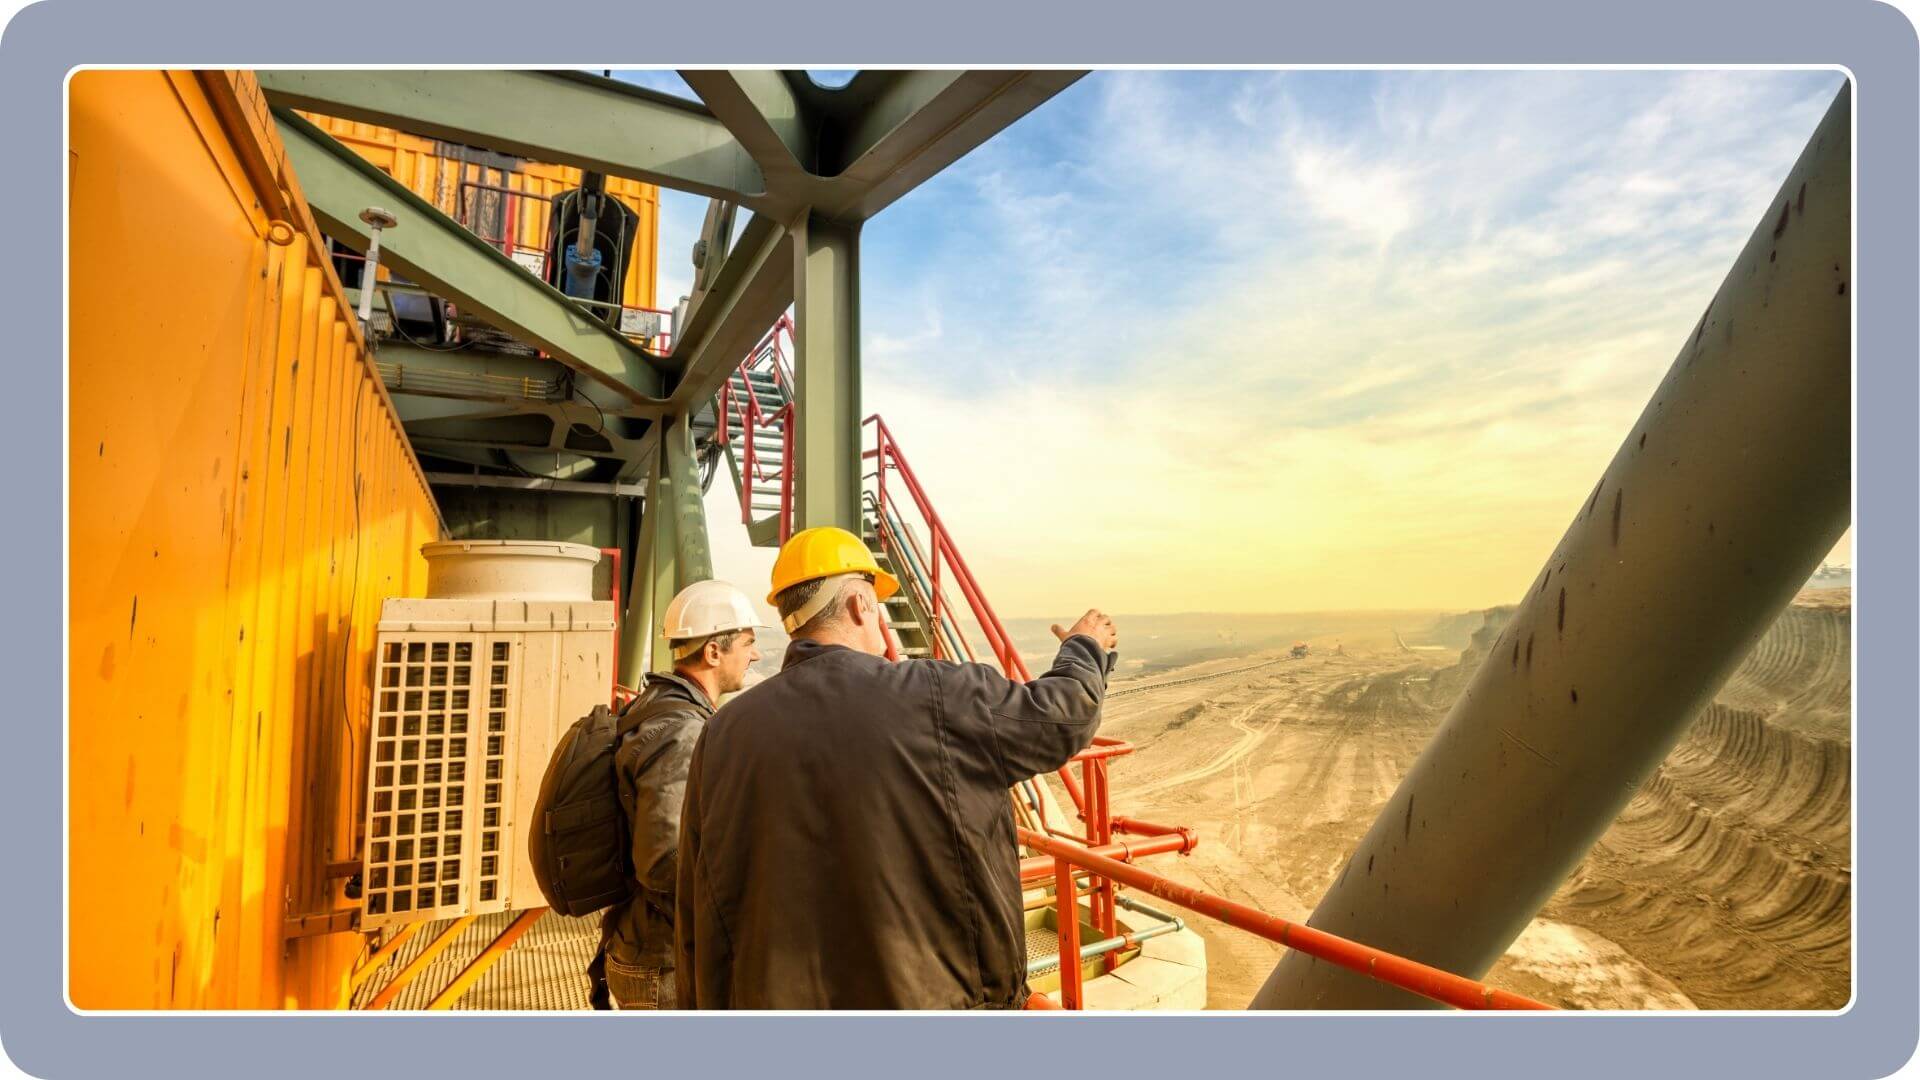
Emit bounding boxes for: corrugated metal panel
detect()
[300,113,661,314]
[68,69,443,1009]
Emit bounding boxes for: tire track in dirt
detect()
[1527,594,1852,1009]
[1099,595,1848,1010]
[1102,656,1441,1006]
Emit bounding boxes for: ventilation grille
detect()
[361,636,516,928]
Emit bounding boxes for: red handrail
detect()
[867,493,978,664]
[863,414,1108,817]
[599,547,623,706]
[717,321,796,545]
[863,415,1032,681]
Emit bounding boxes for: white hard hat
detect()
[662,579,767,642]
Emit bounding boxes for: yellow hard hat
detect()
[767,526,900,604]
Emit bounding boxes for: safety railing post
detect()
[600,548,622,706]
[780,404,794,544]
[877,432,894,550]
[1094,760,1118,972]
[1054,858,1083,1010]
[740,391,754,527]
[503,182,519,262]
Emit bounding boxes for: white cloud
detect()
[1288,144,1417,248]
[711,70,1848,616]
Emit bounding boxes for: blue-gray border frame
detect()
[5,0,1914,1077]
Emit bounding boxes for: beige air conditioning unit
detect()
[359,541,614,930]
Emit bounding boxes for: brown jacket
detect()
[675,634,1111,1009]
[601,670,711,974]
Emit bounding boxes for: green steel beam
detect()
[677,70,1083,224]
[259,69,767,208]
[400,406,643,457]
[405,414,552,448]
[791,214,862,532]
[410,437,558,458]
[425,472,646,498]
[820,70,1086,222]
[271,70,1080,230]
[645,436,680,675]
[678,70,812,187]
[619,414,714,681]
[620,492,657,685]
[371,341,572,402]
[390,397,531,425]
[664,213,794,408]
[275,109,668,404]
[690,198,740,299]
[374,340,659,421]
[662,416,714,587]
[436,487,627,548]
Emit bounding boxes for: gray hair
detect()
[775,574,870,636]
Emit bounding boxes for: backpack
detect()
[527,703,647,916]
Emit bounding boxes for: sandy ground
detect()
[1082,591,1851,1010]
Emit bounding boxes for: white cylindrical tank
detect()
[421,540,601,601]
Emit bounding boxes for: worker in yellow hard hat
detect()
[676,524,1119,1010]
[763,525,902,637]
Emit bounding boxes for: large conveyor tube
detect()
[1254,84,1852,1009]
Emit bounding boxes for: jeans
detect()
[605,955,676,1010]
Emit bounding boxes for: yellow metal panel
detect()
[299,111,660,311]
[69,70,442,1010]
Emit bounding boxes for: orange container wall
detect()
[68,70,442,1009]
[300,113,661,313]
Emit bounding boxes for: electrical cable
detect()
[338,375,367,870]
[566,378,608,441]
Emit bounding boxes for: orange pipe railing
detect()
[1018,829,1552,1011]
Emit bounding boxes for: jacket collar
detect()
[783,638,849,670]
[643,669,716,714]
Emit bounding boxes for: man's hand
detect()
[1052,609,1118,651]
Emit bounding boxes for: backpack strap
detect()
[615,700,653,740]
[616,682,706,743]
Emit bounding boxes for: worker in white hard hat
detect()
[591,578,764,1010]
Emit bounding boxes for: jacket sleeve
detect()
[941,633,1113,786]
[628,715,702,896]
[674,732,705,1009]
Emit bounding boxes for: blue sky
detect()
[616,69,1849,616]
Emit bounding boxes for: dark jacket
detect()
[602,670,713,972]
[675,634,1112,1009]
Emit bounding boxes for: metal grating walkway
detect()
[1024,924,1063,976]
[356,911,1080,1009]
[352,910,601,1010]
